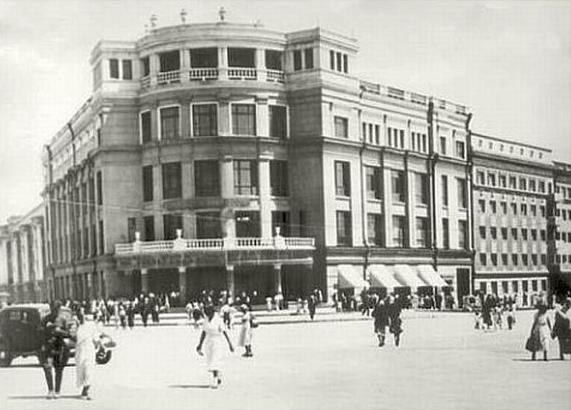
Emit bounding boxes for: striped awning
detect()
[392,264,429,290]
[367,265,402,289]
[338,265,369,289]
[416,265,449,288]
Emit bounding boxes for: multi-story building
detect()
[470,133,553,305]
[550,161,571,296]
[41,13,474,305]
[0,205,46,303]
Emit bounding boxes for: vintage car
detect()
[0,304,114,367]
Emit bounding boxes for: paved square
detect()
[0,310,569,410]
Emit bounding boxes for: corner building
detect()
[43,19,474,304]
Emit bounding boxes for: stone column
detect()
[382,167,393,246]
[218,97,230,136]
[273,264,283,295]
[178,266,187,304]
[406,168,415,248]
[150,54,159,86]
[256,48,266,81]
[258,154,272,239]
[180,49,190,83]
[141,268,149,294]
[256,97,269,137]
[220,155,236,238]
[226,265,235,300]
[219,47,228,80]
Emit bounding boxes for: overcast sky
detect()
[0,0,570,224]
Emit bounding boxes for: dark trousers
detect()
[40,349,68,393]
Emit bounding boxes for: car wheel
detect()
[95,348,112,365]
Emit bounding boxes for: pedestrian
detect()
[75,310,102,400]
[39,301,72,399]
[360,289,370,316]
[119,302,127,329]
[195,305,234,388]
[237,304,255,357]
[372,297,390,347]
[126,302,135,329]
[388,295,403,347]
[192,303,205,329]
[308,293,317,320]
[526,301,552,361]
[141,296,150,327]
[552,298,571,360]
[221,300,232,329]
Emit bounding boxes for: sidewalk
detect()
[102,307,466,328]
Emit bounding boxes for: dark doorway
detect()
[456,268,470,308]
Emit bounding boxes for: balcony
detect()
[157,70,181,85]
[228,68,257,80]
[115,236,315,255]
[189,68,219,81]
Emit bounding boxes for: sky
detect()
[0,0,570,224]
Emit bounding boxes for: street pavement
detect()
[0,310,569,410]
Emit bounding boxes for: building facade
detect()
[0,205,47,303]
[550,161,571,296]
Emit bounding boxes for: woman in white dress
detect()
[196,305,234,388]
[237,304,254,357]
[75,311,102,399]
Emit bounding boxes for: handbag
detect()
[525,334,538,352]
[250,316,259,329]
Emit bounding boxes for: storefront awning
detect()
[367,265,402,289]
[416,265,449,288]
[338,265,369,289]
[392,264,429,290]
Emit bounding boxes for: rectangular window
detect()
[442,218,450,249]
[541,229,546,241]
[532,254,538,266]
[499,175,507,188]
[441,176,449,206]
[509,176,517,189]
[232,104,256,135]
[455,141,465,158]
[416,217,429,247]
[479,199,486,213]
[529,180,536,192]
[521,204,527,215]
[235,212,260,237]
[366,166,382,200]
[270,211,290,237]
[458,220,467,249]
[531,229,538,241]
[501,228,508,240]
[487,173,496,186]
[192,104,218,136]
[265,50,282,70]
[127,217,137,242]
[519,178,527,190]
[531,205,537,216]
[522,229,528,240]
[538,181,545,193]
[304,48,314,69]
[194,160,220,197]
[415,173,429,205]
[522,255,529,266]
[160,106,180,140]
[511,228,518,240]
[476,171,485,185]
[336,211,352,246]
[233,160,258,195]
[142,165,153,202]
[367,213,383,246]
[392,215,406,247]
[512,254,518,266]
[190,47,218,68]
[500,202,507,214]
[502,254,508,266]
[227,48,255,67]
[143,216,154,241]
[392,170,405,203]
[490,201,497,214]
[334,116,348,138]
[491,254,498,266]
[329,50,335,70]
[479,226,486,240]
[196,212,222,239]
[335,161,351,197]
[457,178,467,208]
[293,50,302,71]
[540,206,546,217]
[159,50,180,72]
[511,203,517,215]
[163,214,183,240]
[270,160,289,196]
[269,105,287,139]
[491,227,497,240]
[96,171,103,205]
[440,137,447,155]
[162,162,182,199]
[141,111,152,143]
[480,254,487,266]
[109,59,119,79]
[141,57,150,77]
[122,59,132,80]
[336,52,342,72]
[98,220,104,254]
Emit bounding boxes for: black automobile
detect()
[0,304,115,367]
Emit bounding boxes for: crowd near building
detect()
[1,10,570,307]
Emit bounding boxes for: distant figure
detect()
[75,311,102,400]
[237,305,254,357]
[221,301,232,329]
[388,295,403,347]
[552,298,571,360]
[372,297,390,347]
[196,305,234,388]
[308,294,317,320]
[527,302,552,361]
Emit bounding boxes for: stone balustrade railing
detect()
[115,236,315,254]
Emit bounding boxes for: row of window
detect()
[109,59,132,80]
[337,162,468,208]
[478,226,546,241]
[140,104,287,142]
[293,48,314,71]
[338,211,467,249]
[476,138,545,160]
[479,253,546,267]
[475,170,551,194]
[556,208,571,220]
[555,185,571,199]
[51,220,104,264]
[129,210,291,242]
[329,50,348,73]
[477,199,546,217]
[142,160,289,201]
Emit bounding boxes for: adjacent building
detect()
[0,205,46,303]
[550,161,571,296]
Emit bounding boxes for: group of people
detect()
[473,293,518,331]
[526,296,571,361]
[39,301,105,400]
[371,294,404,347]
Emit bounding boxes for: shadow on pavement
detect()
[168,384,211,389]
[9,395,82,400]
